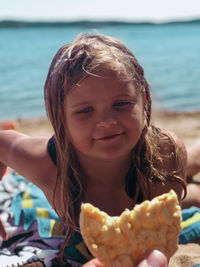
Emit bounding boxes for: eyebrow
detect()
[113,93,136,98]
[70,101,91,108]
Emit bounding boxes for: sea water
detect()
[0,21,200,120]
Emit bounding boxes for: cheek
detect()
[66,118,91,149]
[129,103,144,125]
[129,118,144,137]
[135,101,145,129]
[126,107,145,138]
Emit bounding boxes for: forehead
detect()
[66,70,142,107]
[74,70,137,92]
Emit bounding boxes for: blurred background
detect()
[0,0,200,120]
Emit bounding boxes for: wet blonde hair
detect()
[44,33,186,258]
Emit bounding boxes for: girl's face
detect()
[65,70,145,161]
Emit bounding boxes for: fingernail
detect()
[146,250,167,267]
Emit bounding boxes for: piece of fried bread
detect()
[80,190,181,267]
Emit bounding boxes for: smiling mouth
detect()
[96,133,123,141]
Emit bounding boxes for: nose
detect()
[96,110,117,128]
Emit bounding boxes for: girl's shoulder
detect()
[150,127,187,201]
[151,126,187,180]
[156,127,186,158]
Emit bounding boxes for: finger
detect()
[83,258,104,267]
[0,219,7,241]
[137,250,167,267]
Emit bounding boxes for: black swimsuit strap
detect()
[47,136,57,166]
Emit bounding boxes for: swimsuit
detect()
[47,136,57,166]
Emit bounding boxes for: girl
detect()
[0,34,187,266]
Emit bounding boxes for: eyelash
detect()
[76,107,93,114]
[113,101,133,108]
[76,101,133,115]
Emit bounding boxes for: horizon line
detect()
[0,17,200,27]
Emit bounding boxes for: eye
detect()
[114,101,133,108]
[76,107,93,114]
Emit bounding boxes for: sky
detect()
[1,0,200,22]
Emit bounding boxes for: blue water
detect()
[0,21,200,120]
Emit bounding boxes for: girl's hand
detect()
[0,161,7,180]
[83,250,167,267]
[137,250,167,267]
[0,217,7,241]
[0,161,8,241]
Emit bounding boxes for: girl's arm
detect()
[0,218,7,241]
[186,140,200,177]
[0,130,57,191]
[0,161,7,180]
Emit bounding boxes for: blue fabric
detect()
[11,172,61,238]
[64,230,93,264]
[182,206,200,221]
[179,207,200,244]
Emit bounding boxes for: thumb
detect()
[138,250,167,267]
[83,258,104,267]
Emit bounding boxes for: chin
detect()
[95,150,131,161]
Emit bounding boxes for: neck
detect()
[76,153,135,216]
[77,153,132,187]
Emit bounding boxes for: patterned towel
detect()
[11,173,64,238]
[0,171,91,266]
[180,206,200,244]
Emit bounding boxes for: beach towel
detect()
[0,171,62,266]
[0,171,90,266]
[180,206,200,244]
